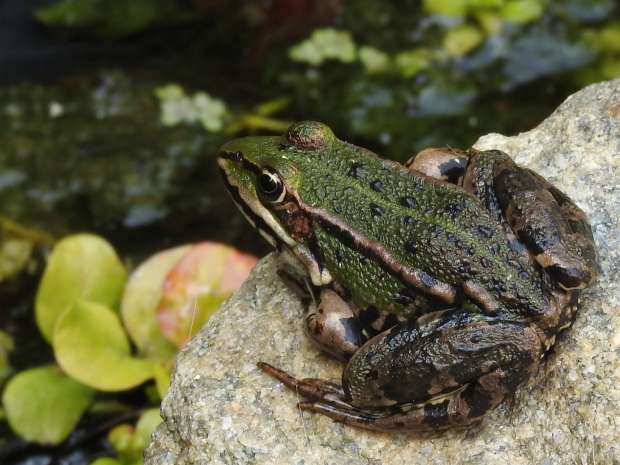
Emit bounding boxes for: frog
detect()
[217,121,598,432]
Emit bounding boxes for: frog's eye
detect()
[258,168,286,204]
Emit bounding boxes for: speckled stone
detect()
[145,79,620,465]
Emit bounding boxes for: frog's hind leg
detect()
[259,309,543,432]
[462,149,597,289]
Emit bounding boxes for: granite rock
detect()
[145,79,620,465]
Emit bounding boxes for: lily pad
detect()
[54,300,154,391]
[443,25,484,57]
[36,234,127,342]
[157,242,257,347]
[121,245,191,360]
[2,365,94,445]
[91,459,122,465]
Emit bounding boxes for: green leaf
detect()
[358,46,390,74]
[0,237,33,283]
[289,29,356,65]
[36,234,126,342]
[35,0,190,39]
[54,300,155,391]
[443,25,484,57]
[154,85,228,132]
[0,330,14,384]
[2,365,94,445]
[423,0,468,16]
[135,408,162,449]
[153,363,171,399]
[500,0,544,24]
[394,49,433,78]
[91,458,122,465]
[121,245,190,360]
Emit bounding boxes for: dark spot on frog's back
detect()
[370,180,383,192]
[401,196,418,209]
[446,201,466,218]
[476,225,493,238]
[348,162,364,179]
[405,241,418,254]
[403,216,415,225]
[370,203,385,217]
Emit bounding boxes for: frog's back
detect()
[295,142,546,316]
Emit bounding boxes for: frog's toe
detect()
[257,362,346,403]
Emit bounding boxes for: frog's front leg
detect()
[260,309,542,432]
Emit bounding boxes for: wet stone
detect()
[145,79,620,465]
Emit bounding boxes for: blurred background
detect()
[1,1,619,464]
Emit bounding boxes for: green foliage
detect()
[443,25,484,57]
[35,234,126,342]
[394,49,433,78]
[54,300,155,391]
[358,46,390,74]
[105,409,161,465]
[500,0,544,23]
[91,459,122,465]
[423,0,470,16]
[2,365,94,445]
[36,0,191,38]
[155,85,229,132]
[0,237,32,282]
[289,29,357,65]
[0,331,14,386]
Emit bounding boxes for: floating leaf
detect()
[358,46,390,74]
[121,245,191,360]
[153,363,171,399]
[36,234,126,342]
[0,330,14,384]
[54,300,154,391]
[500,0,544,23]
[394,49,433,78]
[423,0,468,16]
[155,85,228,132]
[135,408,162,448]
[157,242,257,347]
[106,409,161,464]
[0,237,33,283]
[290,28,356,65]
[108,424,135,457]
[91,458,122,465]
[443,25,484,57]
[2,365,94,445]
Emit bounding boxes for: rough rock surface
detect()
[145,79,620,465]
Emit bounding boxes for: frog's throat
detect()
[219,158,332,287]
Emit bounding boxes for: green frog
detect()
[218,121,597,432]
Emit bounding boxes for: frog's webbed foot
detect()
[259,310,543,432]
[258,362,349,408]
